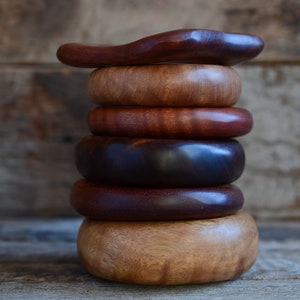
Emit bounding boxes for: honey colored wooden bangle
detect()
[56,29,264,68]
[77,211,258,285]
[75,136,245,187]
[88,65,241,107]
[70,180,244,221]
[88,107,253,138]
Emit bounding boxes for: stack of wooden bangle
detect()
[57,29,264,285]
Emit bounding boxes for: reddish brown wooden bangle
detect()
[75,136,245,187]
[56,29,264,67]
[70,180,244,221]
[78,211,258,285]
[88,64,241,107]
[88,107,253,138]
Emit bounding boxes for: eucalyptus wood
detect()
[88,64,241,107]
[70,180,244,220]
[75,136,245,187]
[88,107,253,138]
[56,29,264,67]
[77,211,258,285]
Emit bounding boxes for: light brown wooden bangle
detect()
[88,64,241,107]
[78,211,258,285]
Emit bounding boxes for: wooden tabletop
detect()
[1,218,299,299]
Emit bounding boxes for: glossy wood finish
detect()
[75,136,245,187]
[88,65,241,107]
[78,211,258,285]
[56,29,264,67]
[88,107,253,138]
[70,180,244,220]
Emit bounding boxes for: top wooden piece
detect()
[56,29,264,68]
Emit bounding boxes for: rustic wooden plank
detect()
[1,219,300,275]
[1,239,300,281]
[0,219,299,299]
[0,278,300,300]
[2,0,300,63]
[236,64,300,220]
[1,263,300,299]
[0,263,87,283]
[0,218,80,262]
[0,66,92,217]
[1,65,299,219]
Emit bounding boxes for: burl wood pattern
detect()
[88,65,241,107]
[77,211,258,285]
[56,29,264,67]
[75,136,245,187]
[70,180,244,221]
[88,107,253,138]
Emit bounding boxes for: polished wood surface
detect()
[70,180,244,220]
[75,136,245,187]
[56,29,264,67]
[88,64,241,107]
[77,211,258,285]
[88,107,253,138]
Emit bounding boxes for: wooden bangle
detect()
[56,29,264,68]
[75,137,245,187]
[77,211,258,285]
[88,107,253,138]
[88,65,241,107]
[70,180,244,221]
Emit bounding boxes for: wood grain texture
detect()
[56,29,264,67]
[75,136,245,187]
[77,211,258,285]
[3,1,298,64]
[1,65,299,220]
[88,107,253,138]
[1,219,299,298]
[0,66,92,218]
[70,180,244,221]
[88,64,241,107]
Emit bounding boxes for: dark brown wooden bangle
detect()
[70,180,244,221]
[88,64,241,107]
[75,137,245,187]
[56,29,264,67]
[88,107,253,138]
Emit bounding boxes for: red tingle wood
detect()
[88,107,253,138]
[57,29,264,68]
[70,180,244,220]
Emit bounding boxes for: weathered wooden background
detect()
[1,0,300,219]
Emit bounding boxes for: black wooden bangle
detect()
[75,136,245,187]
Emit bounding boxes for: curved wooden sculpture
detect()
[71,180,244,220]
[88,107,253,138]
[75,136,245,187]
[57,29,264,67]
[78,211,258,285]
